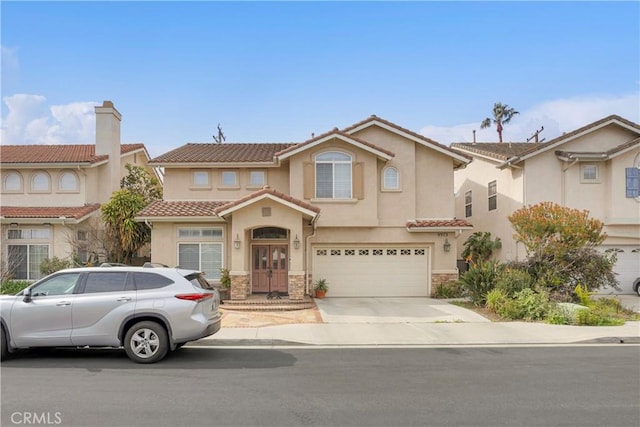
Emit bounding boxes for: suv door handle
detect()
[56,301,71,306]
[116,297,132,302]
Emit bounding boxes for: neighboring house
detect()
[137,115,472,299]
[451,114,640,294]
[0,101,155,280]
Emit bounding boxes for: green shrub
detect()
[486,288,508,313]
[0,280,30,295]
[546,305,573,325]
[457,260,503,306]
[575,307,625,326]
[495,267,535,297]
[40,257,72,276]
[432,281,465,299]
[486,288,550,321]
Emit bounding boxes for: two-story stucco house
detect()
[0,101,155,280]
[137,116,472,299]
[451,115,640,294]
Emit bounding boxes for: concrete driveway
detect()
[314,297,490,323]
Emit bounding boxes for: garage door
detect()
[600,246,640,294]
[312,246,430,297]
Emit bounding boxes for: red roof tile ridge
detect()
[213,186,320,214]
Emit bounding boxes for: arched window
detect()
[31,172,50,192]
[4,172,22,192]
[59,171,79,191]
[315,152,352,199]
[382,167,399,190]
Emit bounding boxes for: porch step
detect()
[221,296,316,312]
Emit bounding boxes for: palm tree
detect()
[481,102,519,143]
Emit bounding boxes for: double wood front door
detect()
[251,245,288,294]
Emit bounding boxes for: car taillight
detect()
[175,293,214,302]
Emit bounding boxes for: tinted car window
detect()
[83,272,128,294]
[186,273,213,290]
[32,273,81,296]
[133,272,174,290]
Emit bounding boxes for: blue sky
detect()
[2,1,639,158]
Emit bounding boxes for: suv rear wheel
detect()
[124,321,168,364]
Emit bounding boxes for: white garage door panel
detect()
[313,247,430,297]
[600,246,640,294]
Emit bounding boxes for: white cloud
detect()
[421,93,640,144]
[1,45,19,73]
[1,94,98,145]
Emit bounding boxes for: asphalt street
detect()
[1,346,639,427]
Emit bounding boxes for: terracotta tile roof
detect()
[455,115,640,163]
[0,204,101,219]
[342,115,470,161]
[214,186,321,215]
[0,144,145,164]
[450,142,534,161]
[137,200,229,217]
[149,143,297,164]
[275,128,395,158]
[406,219,473,229]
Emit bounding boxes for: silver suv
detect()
[0,264,221,363]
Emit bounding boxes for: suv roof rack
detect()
[142,262,170,268]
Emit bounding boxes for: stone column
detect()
[230,273,250,300]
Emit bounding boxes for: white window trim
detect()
[381,166,400,192]
[315,151,353,199]
[177,227,224,239]
[488,180,497,211]
[465,190,472,218]
[580,164,601,184]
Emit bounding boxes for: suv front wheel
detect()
[124,321,169,364]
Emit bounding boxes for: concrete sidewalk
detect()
[202,297,640,347]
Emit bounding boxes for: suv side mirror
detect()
[23,287,32,303]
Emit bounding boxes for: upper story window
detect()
[192,171,210,187]
[382,167,399,191]
[59,171,79,191]
[31,171,51,192]
[581,164,599,183]
[626,155,640,199]
[315,151,352,199]
[249,171,266,187]
[488,180,497,211]
[3,172,22,192]
[465,190,472,218]
[221,171,238,187]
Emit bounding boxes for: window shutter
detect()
[626,168,640,198]
[353,162,364,200]
[303,162,315,199]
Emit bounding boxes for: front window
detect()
[193,171,209,187]
[382,167,399,190]
[581,164,599,183]
[4,172,22,192]
[221,171,238,187]
[31,273,81,297]
[488,181,497,211]
[465,190,472,218]
[178,243,223,280]
[249,171,266,187]
[31,172,50,192]
[59,171,79,191]
[315,152,352,199]
[7,244,49,281]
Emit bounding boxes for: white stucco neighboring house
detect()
[451,114,640,294]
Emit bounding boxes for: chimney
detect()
[94,100,122,198]
[472,130,476,145]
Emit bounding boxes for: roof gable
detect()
[342,115,471,166]
[214,186,320,218]
[0,204,101,223]
[275,129,394,161]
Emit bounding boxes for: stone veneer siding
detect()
[430,272,459,296]
[230,274,250,300]
[288,274,305,300]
